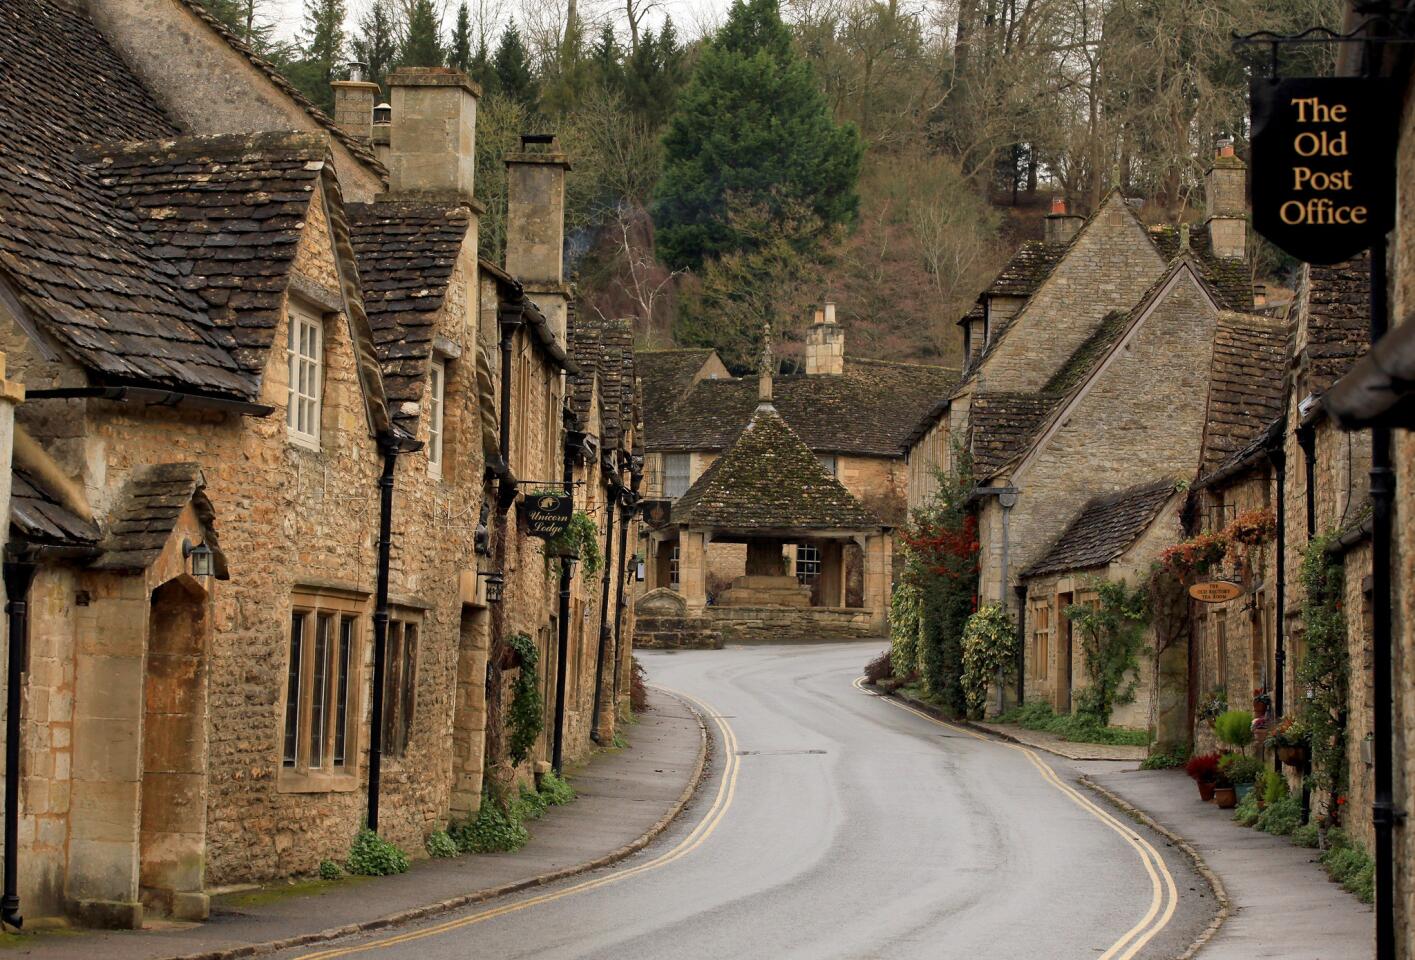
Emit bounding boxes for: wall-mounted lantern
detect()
[631,554,645,582]
[479,571,505,603]
[183,539,215,579]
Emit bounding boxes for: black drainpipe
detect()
[366,441,400,833]
[1298,424,1316,540]
[1269,446,1287,732]
[499,309,519,483]
[610,488,634,707]
[551,424,580,773]
[1366,234,1396,960]
[589,474,617,745]
[3,561,37,930]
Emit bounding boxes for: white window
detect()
[818,454,837,477]
[664,453,691,499]
[286,308,323,447]
[795,544,822,583]
[670,545,680,588]
[428,360,445,477]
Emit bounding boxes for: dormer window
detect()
[287,306,323,448]
[428,359,446,478]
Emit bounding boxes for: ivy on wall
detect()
[506,632,544,765]
[1297,533,1349,824]
[1065,578,1150,726]
[961,604,1017,719]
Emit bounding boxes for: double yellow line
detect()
[855,677,1178,960]
[297,687,740,960]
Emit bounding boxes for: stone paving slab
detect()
[2,694,707,960]
[1090,768,1373,960]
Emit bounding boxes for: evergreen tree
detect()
[199,0,281,55]
[470,38,496,95]
[590,23,621,92]
[351,0,399,92]
[399,0,445,67]
[288,0,347,113]
[449,2,473,73]
[623,20,684,127]
[653,0,862,270]
[494,26,536,105]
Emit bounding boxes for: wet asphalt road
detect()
[289,642,1214,960]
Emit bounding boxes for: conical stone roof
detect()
[671,404,885,531]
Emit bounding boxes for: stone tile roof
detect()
[567,316,637,451]
[568,316,603,426]
[647,357,957,457]
[1201,314,1289,472]
[0,1,259,398]
[1148,226,1254,311]
[10,468,101,548]
[1298,254,1370,395]
[86,132,329,385]
[672,404,884,531]
[638,349,716,418]
[1196,414,1283,490]
[174,0,386,176]
[967,393,1059,478]
[348,201,472,428]
[984,241,1070,299]
[94,462,226,576]
[1023,478,1178,577]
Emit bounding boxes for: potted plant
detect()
[1185,752,1221,802]
[1217,754,1264,806]
[1268,716,1311,767]
[1197,688,1229,728]
[1252,689,1271,721]
[1214,709,1255,753]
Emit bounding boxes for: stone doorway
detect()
[449,606,490,819]
[1058,591,1074,713]
[139,576,211,921]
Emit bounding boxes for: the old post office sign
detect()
[1189,580,1243,603]
[1251,77,1398,264]
[526,492,572,539]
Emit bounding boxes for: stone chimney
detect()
[758,323,774,404]
[1205,138,1247,261]
[330,63,380,142]
[1043,197,1084,245]
[386,67,479,204]
[371,101,392,166]
[505,134,572,342]
[805,301,845,376]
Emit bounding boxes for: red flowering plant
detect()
[901,513,980,583]
[1225,508,1277,548]
[1158,531,1229,580]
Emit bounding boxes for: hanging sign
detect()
[525,492,572,540]
[1250,77,1398,264]
[641,499,673,528]
[1189,580,1243,603]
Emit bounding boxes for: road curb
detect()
[1079,775,1231,960]
[162,691,712,960]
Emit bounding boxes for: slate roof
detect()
[175,0,386,176]
[1196,414,1283,490]
[984,241,1070,300]
[1201,314,1289,472]
[1024,479,1178,578]
[567,315,637,451]
[672,404,884,531]
[10,468,101,549]
[1299,255,1370,395]
[646,357,958,457]
[1148,225,1254,312]
[967,394,1059,479]
[568,316,603,427]
[94,462,227,576]
[349,201,472,427]
[638,349,717,411]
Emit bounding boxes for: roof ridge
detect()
[78,129,330,163]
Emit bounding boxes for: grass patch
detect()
[995,702,1148,746]
[218,876,370,908]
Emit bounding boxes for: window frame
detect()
[795,544,822,583]
[1032,601,1051,680]
[286,304,324,449]
[279,590,366,793]
[381,611,422,760]
[663,453,692,499]
[818,454,838,477]
[427,359,446,478]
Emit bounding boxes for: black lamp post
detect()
[480,571,505,604]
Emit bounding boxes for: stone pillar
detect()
[679,531,707,612]
[862,534,891,632]
[330,78,380,142]
[505,139,572,343]
[1205,143,1247,261]
[805,302,845,376]
[386,67,479,204]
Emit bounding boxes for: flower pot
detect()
[1214,786,1238,809]
[1235,783,1254,803]
[1253,700,1270,720]
[1278,745,1308,767]
[1197,779,1216,802]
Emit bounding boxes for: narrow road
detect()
[290,642,1213,960]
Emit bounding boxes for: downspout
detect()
[589,478,617,744]
[1366,235,1396,960]
[610,488,634,708]
[499,310,520,493]
[1298,424,1316,540]
[551,424,579,773]
[3,561,36,930]
[366,442,399,833]
[1269,446,1287,724]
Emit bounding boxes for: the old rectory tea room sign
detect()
[1251,76,1398,264]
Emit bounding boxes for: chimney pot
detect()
[330,75,382,143]
[1050,196,1067,215]
[824,301,836,325]
[805,301,845,375]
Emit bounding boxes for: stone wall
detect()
[706,605,883,644]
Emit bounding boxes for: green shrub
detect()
[424,830,459,859]
[347,828,410,876]
[995,701,1148,746]
[1214,710,1255,751]
[1256,794,1301,836]
[318,859,344,880]
[1141,745,1189,769]
[512,786,548,822]
[1291,822,1320,848]
[1233,791,1261,826]
[451,798,529,854]
[1218,753,1264,787]
[960,604,1017,719]
[1261,770,1288,805]
[539,771,576,806]
[1319,830,1375,903]
[507,633,544,765]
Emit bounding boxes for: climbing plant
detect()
[960,604,1017,719]
[539,503,603,582]
[1297,533,1348,821]
[888,581,921,679]
[506,632,544,765]
[1065,578,1149,726]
